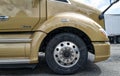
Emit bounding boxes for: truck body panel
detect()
[0,33,31,58]
[0,0,110,70]
[37,12,108,41]
[46,0,104,28]
[0,0,40,31]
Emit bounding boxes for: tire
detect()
[45,33,88,74]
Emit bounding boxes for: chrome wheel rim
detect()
[54,41,80,68]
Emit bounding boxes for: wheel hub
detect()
[54,41,80,68]
[62,47,72,58]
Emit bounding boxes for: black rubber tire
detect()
[45,33,88,74]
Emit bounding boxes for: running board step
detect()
[0,59,30,64]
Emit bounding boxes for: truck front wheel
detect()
[45,33,88,74]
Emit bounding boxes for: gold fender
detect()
[30,13,109,63]
[37,12,109,41]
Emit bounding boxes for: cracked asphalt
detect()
[0,44,120,76]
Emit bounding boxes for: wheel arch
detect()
[40,27,94,54]
[39,13,109,54]
[37,12,109,42]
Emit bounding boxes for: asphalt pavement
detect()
[0,44,120,76]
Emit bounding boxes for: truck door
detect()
[0,0,39,31]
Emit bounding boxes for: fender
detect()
[30,13,109,63]
[37,12,109,41]
[30,32,46,63]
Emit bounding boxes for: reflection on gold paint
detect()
[0,0,33,17]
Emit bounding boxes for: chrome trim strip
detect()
[0,39,32,43]
[0,59,30,64]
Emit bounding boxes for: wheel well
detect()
[39,27,95,54]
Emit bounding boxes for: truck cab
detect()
[0,0,110,74]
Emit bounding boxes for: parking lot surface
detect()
[0,44,120,76]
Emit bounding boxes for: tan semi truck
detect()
[0,0,118,74]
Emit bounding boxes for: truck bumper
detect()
[92,42,110,62]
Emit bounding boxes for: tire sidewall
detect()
[46,33,88,74]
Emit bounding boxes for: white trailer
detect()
[105,14,120,44]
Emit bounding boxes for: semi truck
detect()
[0,0,118,74]
[105,14,120,44]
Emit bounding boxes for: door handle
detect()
[0,16,9,21]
